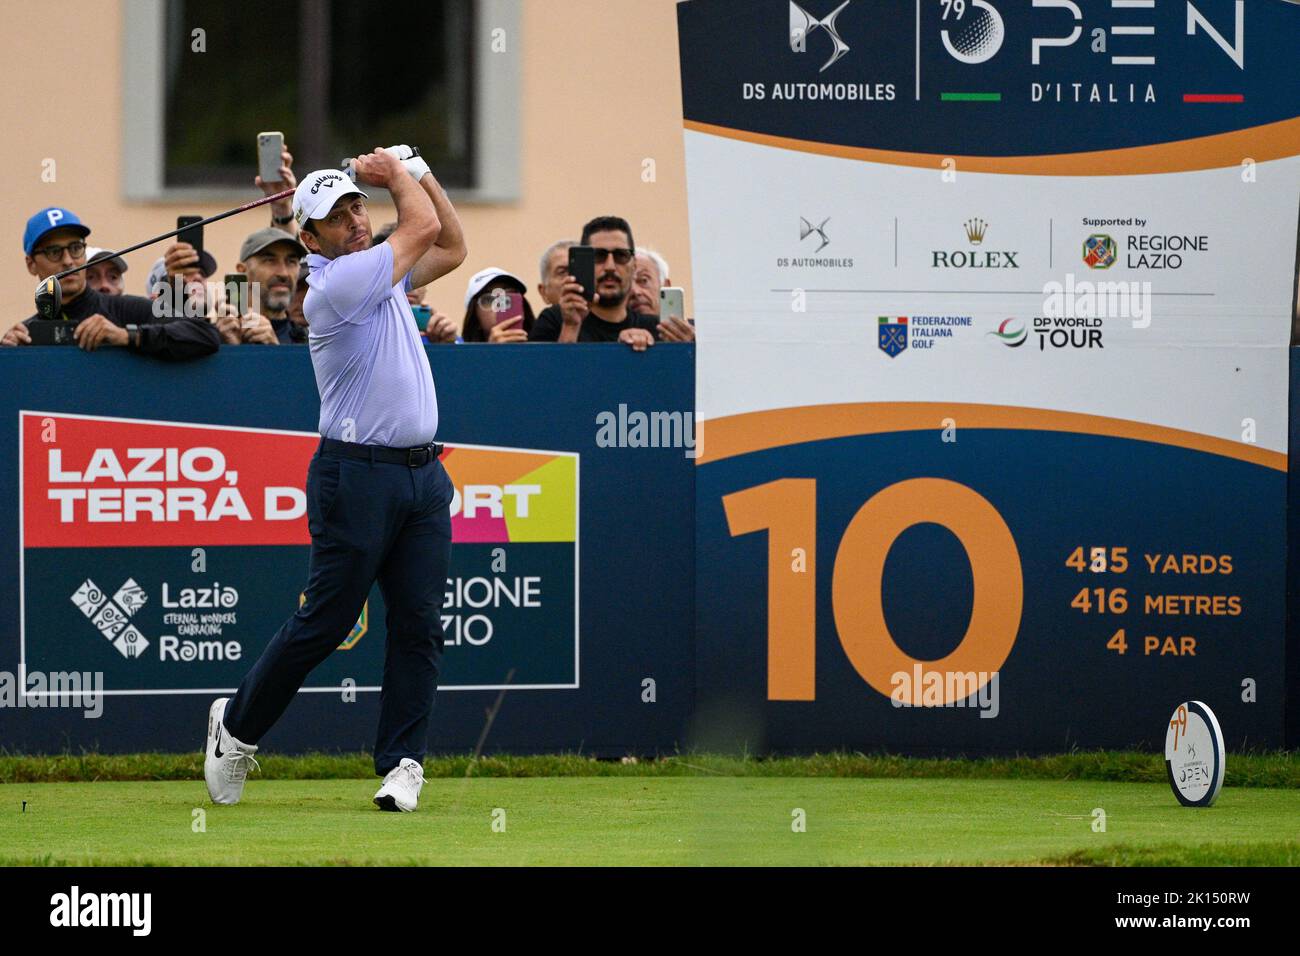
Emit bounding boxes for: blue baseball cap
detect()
[23,207,91,256]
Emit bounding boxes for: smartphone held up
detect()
[257,131,285,184]
[568,245,596,302]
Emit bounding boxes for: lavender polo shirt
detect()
[303,242,438,448]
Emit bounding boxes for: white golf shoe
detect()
[204,697,259,805]
[373,757,425,812]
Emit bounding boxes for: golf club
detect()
[32,147,422,319]
[33,187,293,320]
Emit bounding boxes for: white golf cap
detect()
[463,267,527,308]
[292,168,368,227]
[145,258,168,296]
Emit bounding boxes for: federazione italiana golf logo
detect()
[19,411,579,694]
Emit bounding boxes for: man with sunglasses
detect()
[2,207,220,359]
[528,215,659,349]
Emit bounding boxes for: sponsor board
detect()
[19,412,579,695]
[680,0,1297,750]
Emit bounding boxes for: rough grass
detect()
[1045,842,1300,867]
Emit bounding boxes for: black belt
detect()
[320,437,444,467]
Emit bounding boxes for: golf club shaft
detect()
[53,188,295,282]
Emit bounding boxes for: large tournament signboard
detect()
[19,412,578,696]
[680,0,1300,750]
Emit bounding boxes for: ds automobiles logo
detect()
[789,1,851,73]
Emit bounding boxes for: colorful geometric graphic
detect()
[440,445,578,545]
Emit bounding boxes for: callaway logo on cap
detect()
[292,170,369,227]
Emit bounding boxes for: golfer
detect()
[204,146,467,811]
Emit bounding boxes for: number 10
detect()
[724,477,1023,703]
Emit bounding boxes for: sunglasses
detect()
[592,248,634,265]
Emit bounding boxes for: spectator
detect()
[629,249,663,317]
[460,268,534,343]
[2,206,219,358]
[225,228,309,345]
[148,139,286,313]
[631,247,694,343]
[84,247,128,296]
[537,239,575,307]
[152,243,218,316]
[374,221,458,343]
[530,216,658,350]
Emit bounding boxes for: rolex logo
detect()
[789,1,851,73]
[932,217,1019,270]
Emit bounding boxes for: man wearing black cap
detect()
[227,227,311,345]
[2,206,220,359]
[85,247,128,297]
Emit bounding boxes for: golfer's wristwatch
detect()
[126,324,140,349]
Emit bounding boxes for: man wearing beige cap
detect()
[227,227,310,345]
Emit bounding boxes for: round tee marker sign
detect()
[1165,701,1225,807]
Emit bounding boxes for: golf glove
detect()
[383,145,431,183]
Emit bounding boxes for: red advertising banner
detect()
[22,412,319,548]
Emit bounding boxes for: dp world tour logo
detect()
[1084,234,1118,269]
[70,578,150,659]
[789,1,851,73]
[988,318,1027,347]
[878,316,908,357]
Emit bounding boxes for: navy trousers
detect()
[223,444,454,776]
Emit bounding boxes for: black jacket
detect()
[528,305,659,342]
[24,288,220,361]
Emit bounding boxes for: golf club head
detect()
[34,276,62,320]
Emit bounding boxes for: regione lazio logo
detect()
[789,0,851,72]
[1083,234,1118,270]
[878,316,908,357]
